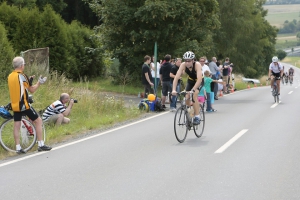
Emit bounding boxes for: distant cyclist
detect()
[268,56,283,99]
[172,51,202,125]
[288,67,294,83]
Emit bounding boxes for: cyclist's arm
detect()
[28,81,41,93]
[192,62,203,91]
[172,63,184,92]
[268,69,272,78]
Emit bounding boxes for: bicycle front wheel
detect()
[174,107,188,143]
[194,104,205,138]
[0,118,37,152]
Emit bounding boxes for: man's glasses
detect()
[200,60,205,62]
[185,60,192,63]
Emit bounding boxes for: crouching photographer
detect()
[42,93,77,126]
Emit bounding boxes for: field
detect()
[263,4,300,27]
[263,4,300,49]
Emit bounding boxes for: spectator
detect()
[199,57,211,75]
[197,84,206,105]
[160,54,173,109]
[42,93,75,126]
[169,58,182,111]
[141,55,154,97]
[208,57,221,100]
[203,70,223,112]
[8,56,52,153]
[222,57,232,94]
[150,56,160,93]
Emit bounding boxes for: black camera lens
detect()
[73,99,78,103]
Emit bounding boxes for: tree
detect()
[214,0,277,77]
[86,0,220,82]
[276,49,287,60]
[0,22,15,81]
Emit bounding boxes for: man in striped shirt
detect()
[42,93,75,126]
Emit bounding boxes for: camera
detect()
[28,95,33,104]
[71,98,78,103]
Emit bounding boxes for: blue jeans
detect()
[206,92,212,111]
[170,82,180,108]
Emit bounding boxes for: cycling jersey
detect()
[269,62,283,73]
[289,69,294,75]
[185,62,198,82]
[8,70,31,112]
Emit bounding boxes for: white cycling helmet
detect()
[183,51,195,60]
[272,56,279,62]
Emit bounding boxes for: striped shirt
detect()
[42,100,66,121]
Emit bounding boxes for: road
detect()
[0,63,300,200]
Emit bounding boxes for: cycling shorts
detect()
[13,107,39,122]
[272,72,281,79]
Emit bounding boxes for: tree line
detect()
[0,2,104,81]
[86,0,278,79]
[1,0,278,84]
[265,0,300,4]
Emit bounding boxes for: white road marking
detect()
[270,101,281,108]
[288,91,293,94]
[0,112,169,168]
[215,129,249,153]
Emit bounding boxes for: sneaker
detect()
[16,149,26,154]
[212,109,217,112]
[170,107,176,112]
[38,145,52,152]
[193,117,200,125]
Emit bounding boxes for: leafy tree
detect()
[36,0,67,13]
[214,0,277,77]
[86,0,220,83]
[276,49,287,60]
[0,22,15,81]
[0,0,36,9]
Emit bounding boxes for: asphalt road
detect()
[0,63,300,200]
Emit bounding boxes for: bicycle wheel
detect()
[174,106,188,143]
[194,104,205,138]
[0,118,37,152]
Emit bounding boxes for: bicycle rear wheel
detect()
[174,107,188,143]
[194,104,205,138]
[0,118,37,152]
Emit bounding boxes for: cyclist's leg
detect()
[25,108,43,141]
[185,81,194,106]
[277,79,281,94]
[193,91,200,115]
[13,112,23,147]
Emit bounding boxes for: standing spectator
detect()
[208,57,221,100]
[203,70,223,112]
[8,56,52,153]
[160,54,173,109]
[169,58,182,111]
[222,57,232,94]
[150,56,160,93]
[141,55,154,97]
[199,57,211,75]
[228,62,234,86]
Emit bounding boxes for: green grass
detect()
[282,56,300,67]
[0,71,143,158]
[265,12,300,27]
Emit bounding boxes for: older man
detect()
[8,56,52,153]
[42,93,75,126]
[209,57,221,100]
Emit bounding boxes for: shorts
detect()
[162,81,172,96]
[197,96,205,103]
[44,114,61,124]
[186,80,201,92]
[13,107,39,122]
[272,72,281,79]
[222,76,228,84]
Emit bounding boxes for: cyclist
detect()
[288,66,294,83]
[268,56,284,99]
[8,56,52,153]
[172,51,203,125]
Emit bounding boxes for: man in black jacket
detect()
[160,54,173,109]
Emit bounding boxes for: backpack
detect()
[154,98,165,112]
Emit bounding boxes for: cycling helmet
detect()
[183,51,195,60]
[272,56,279,62]
[0,107,13,119]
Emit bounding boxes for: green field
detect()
[263,4,300,27]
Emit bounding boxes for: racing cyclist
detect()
[172,51,202,125]
[288,67,294,83]
[268,56,284,99]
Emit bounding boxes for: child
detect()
[197,83,207,105]
[204,70,223,112]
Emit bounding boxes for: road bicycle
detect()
[269,76,280,103]
[173,91,205,143]
[284,75,288,85]
[0,97,46,153]
[289,75,293,85]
